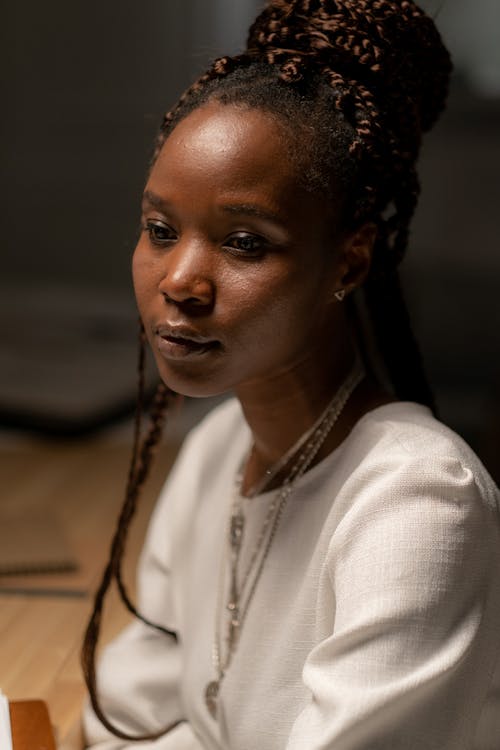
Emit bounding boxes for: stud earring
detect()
[334,289,346,302]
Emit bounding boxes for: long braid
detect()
[81,329,182,741]
[127,322,146,485]
[364,270,438,411]
[113,381,172,627]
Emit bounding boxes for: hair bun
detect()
[246,0,452,132]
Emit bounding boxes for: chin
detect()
[154,363,230,400]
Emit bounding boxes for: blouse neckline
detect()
[237,400,432,502]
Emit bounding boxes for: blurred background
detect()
[1,0,499,468]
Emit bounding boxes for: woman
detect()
[82,1,500,748]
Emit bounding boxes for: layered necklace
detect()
[204,360,364,718]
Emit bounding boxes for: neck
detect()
[234,334,361,494]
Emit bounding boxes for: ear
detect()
[333,222,377,295]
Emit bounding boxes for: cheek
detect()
[132,245,158,305]
[259,273,334,345]
[229,275,320,349]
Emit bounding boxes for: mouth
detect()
[154,324,220,360]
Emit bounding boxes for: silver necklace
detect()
[204,361,364,718]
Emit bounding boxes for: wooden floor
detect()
[0,430,180,748]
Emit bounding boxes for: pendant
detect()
[230,510,245,550]
[205,679,220,718]
[227,612,240,652]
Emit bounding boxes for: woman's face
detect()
[133,101,353,398]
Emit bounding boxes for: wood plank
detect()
[0,439,179,594]
[9,700,56,750]
[0,433,181,747]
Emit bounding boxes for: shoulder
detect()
[348,400,480,463]
[137,397,246,594]
[176,396,247,470]
[152,397,246,517]
[342,401,498,508]
[329,401,500,564]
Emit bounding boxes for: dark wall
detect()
[403,84,500,477]
[2,1,259,292]
[0,1,260,435]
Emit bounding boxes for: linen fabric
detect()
[83,399,500,749]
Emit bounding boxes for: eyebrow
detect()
[221,203,282,224]
[143,190,281,223]
[142,190,168,210]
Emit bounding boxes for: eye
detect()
[224,233,266,257]
[143,219,177,246]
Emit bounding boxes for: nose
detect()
[158,239,214,308]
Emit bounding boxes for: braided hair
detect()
[82,0,452,740]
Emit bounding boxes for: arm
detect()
[82,440,205,750]
[286,454,500,750]
[82,624,199,750]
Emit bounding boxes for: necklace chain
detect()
[205,361,365,718]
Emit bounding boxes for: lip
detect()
[154,323,220,360]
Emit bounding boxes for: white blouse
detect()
[84,400,500,749]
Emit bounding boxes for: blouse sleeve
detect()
[286,453,500,750]
[82,438,205,750]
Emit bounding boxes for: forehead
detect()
[152,102,308,209]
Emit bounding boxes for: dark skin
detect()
[133,102,393,493]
